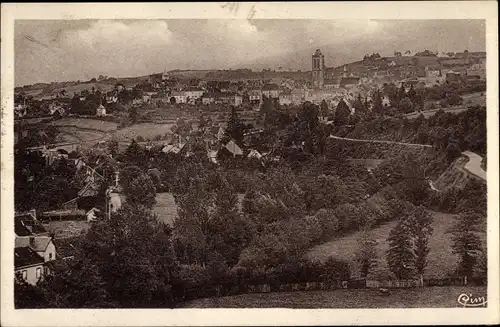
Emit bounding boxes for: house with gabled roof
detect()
[262,83,281,99]
[225,140,243,157]
[15,210,57,285]
[14,247,46,285]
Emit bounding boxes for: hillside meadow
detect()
[306,211,487,279]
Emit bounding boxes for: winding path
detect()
[329,135,432,148]
[462,151,486,180]
[404,106,469,120]
[329,134,486,182]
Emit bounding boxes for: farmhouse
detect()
[278,90,292,106]
[261,84,281,99]
[14,211,57,285]
[96,104,106,116]
[248,89,262,105]
[170,91,188,104]
[14,247,46,285]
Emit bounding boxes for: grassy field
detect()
[56,126,106,142]
[181,286,487,308]
[43,221,90,239]
[462,92,486,107]
[51,117,118,132]
[154,193,178,227]
[55,131,81,143]
[114,123,175,142]
[306,211,487,279]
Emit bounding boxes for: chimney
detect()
[29,236,35,248]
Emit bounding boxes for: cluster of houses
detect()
[14,152,124,285]
[14,210,56,285]
[14,49,486,120]
[343,50,486,85]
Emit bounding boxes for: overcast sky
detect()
[15,19,485,86]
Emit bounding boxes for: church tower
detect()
[312,49,325,89]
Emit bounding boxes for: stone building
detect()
[312,49,325,89]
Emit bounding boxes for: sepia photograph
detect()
[1,2,499,326]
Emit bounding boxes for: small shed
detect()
[96,104,106,117]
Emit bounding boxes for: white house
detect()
[86,207,100,222]
[248,90,262,104]
[171,91,187,104]
[279,90,292,106]
[261,84,281,99]
[184,87,204,101]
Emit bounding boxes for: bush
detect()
[314,208,340,240]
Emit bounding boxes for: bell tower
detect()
[312,49,325,89]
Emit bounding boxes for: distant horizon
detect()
[16,48,488,89]
[15,19,485,87]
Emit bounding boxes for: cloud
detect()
[14,19,485,86]
[15,20,174,85]
[61,20,172,51]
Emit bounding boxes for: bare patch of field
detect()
[153,193,178,227]
[43,220,90,239]
[180,286,487,308]
[51,117,118,132]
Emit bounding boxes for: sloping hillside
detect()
[434,154,486,191]
[306,211,486,279]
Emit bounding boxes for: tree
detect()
[386,217,415,280]
[260,95,274,118]
[129,106,138,123]
[123,140,146,166]
[16,206,177,308]
[320,100,329,117]
[120,165,156,209]
[397,84,407,103]
[70,94,83,114]
[407,84,417,104]
[223,106,246,145]
[407,207,433,286]
[334,99,350,126]
[446,142,462,163]
[382,83,398,107]
[354,228,378,278]
[172,160,216,265]
[197,114,209,134]
[125,173,157,209]
[14,276,49,308]
[399,97,414,113]
[352,94,365,116]
[290,102,321,154]
[372,89,384,116]
[314,208,340,239]
[209,174,254,265]
[108,138,119,158]
[448,211,484,284]
[171,118,192,139]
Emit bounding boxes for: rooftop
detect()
[54,236,83,259]
[262,83,280,91]
[14,247,44,269]
[30,236,53,252]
